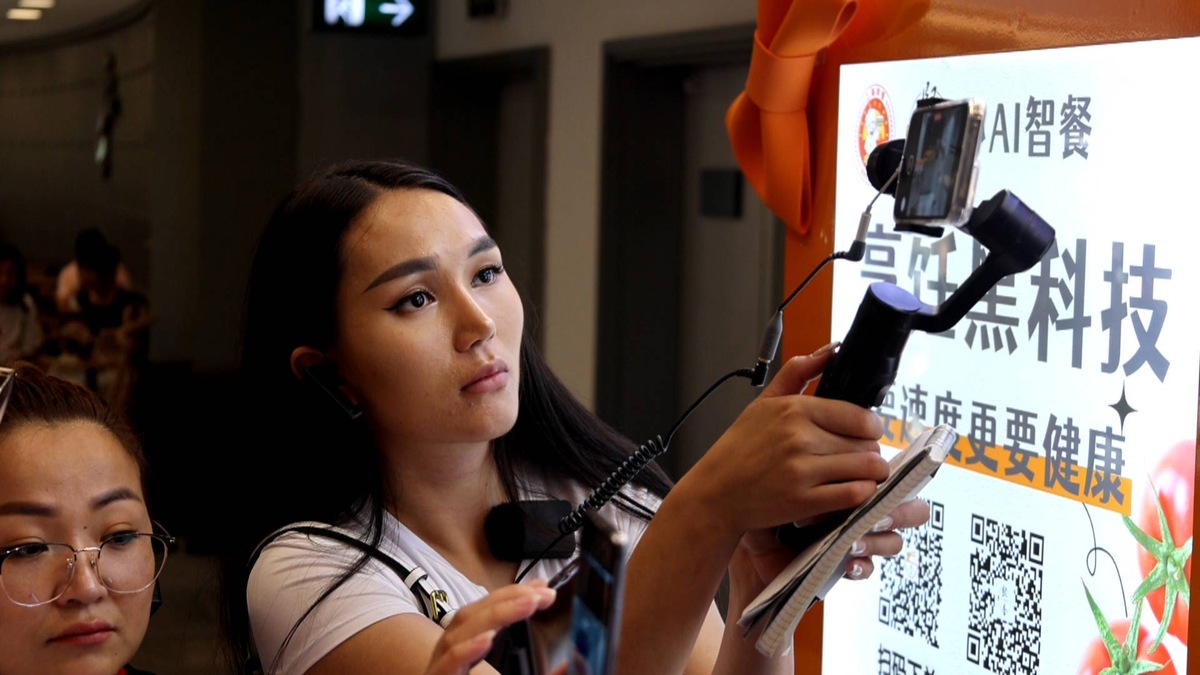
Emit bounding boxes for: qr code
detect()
[966,515,1045,674]
[878,501,944,647]
[877,645,936,675]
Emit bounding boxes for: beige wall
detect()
[437,1,757,406]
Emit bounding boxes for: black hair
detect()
[219,159,672,672]
[0,242,29,307]
[74,227,111,259]
[77,238,121,282]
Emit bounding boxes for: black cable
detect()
[777,253,840,315]
[751,252,840,387]
[750,169,898,386]
[516,369,755,583]
[516,529,574,583]
[664,368,755,445]
[774,173,894,312]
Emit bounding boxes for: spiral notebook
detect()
[736,424,958,657]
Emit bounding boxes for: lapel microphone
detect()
[485,500,576,562]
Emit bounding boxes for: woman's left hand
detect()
[424,580,557,675]
[839,498,930,580]
[733,498,931,593]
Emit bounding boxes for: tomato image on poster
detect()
[1078,437,1194,675]
[1076,607,1176,675]
[1133,439,1194,650]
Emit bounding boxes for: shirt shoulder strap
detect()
[248,522,451,626]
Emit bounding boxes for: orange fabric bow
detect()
[726,0,927,236]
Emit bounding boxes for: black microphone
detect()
[485,500,576,562]
[866,138,905,195]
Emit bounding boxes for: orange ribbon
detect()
[727,0,928,236]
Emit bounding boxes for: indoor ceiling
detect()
[0,0,148,48]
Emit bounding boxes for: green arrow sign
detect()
[314,0,428,36]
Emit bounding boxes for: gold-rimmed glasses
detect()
[0,531,175,607]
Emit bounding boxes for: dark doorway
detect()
[597,25,780,479]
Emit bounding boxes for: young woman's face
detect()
[0,420,153,675]
[330,188,524,449]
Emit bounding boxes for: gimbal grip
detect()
[777,282,925,551]
[814,283,923,408]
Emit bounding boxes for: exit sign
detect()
[314,0,429,36]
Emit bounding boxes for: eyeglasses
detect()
[0,532,176,607]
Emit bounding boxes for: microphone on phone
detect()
[486,500,577,562]
[866,139,905,196]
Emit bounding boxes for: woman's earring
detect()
[302,361,364,421]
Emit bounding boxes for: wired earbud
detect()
[300,359,363,421]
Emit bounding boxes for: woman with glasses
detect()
[0,363,173,675]
[220,159,928,675]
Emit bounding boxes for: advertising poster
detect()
[822,37,1200,674]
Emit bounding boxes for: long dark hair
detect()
[219,159,671,671]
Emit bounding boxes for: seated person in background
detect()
[57,240,152,403]
[55,227,135,315]
[0,363,174,675]
[0,243,44,365]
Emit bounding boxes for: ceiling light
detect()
[6,8,42,20]
[18,0,55,9]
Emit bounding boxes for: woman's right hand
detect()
[677,345,892,546]
[424,579,557,675]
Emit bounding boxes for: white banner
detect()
[823,36,1200,675]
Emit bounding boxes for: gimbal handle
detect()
[814,190,1056,408]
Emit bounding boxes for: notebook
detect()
[736,423,958,657]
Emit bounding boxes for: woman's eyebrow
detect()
[0,500,56,518]
[91,487,142,510]
[468,236,497,257]
[363,256,436,294]
[0,488,141,518]
[362,236,498,294]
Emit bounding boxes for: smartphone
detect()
[892,97,986,231]
[526,510,629,675]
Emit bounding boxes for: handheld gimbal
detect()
[774,139,1057,553]
[815,168,1056,407]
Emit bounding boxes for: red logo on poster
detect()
[856,85,895,182]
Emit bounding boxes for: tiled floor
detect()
[132,548,230,674]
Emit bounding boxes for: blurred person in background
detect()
[55,240,151,409]
[0,243,44,365]
[55,228,135,315]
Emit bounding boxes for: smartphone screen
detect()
[525,511,628,675]
[566,547,618,674]
[902,105,964,219]
[893,98,984,228]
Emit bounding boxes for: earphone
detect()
[300,360,363,421]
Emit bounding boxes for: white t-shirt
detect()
[54,260,134,313]
[246,475,660,675]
